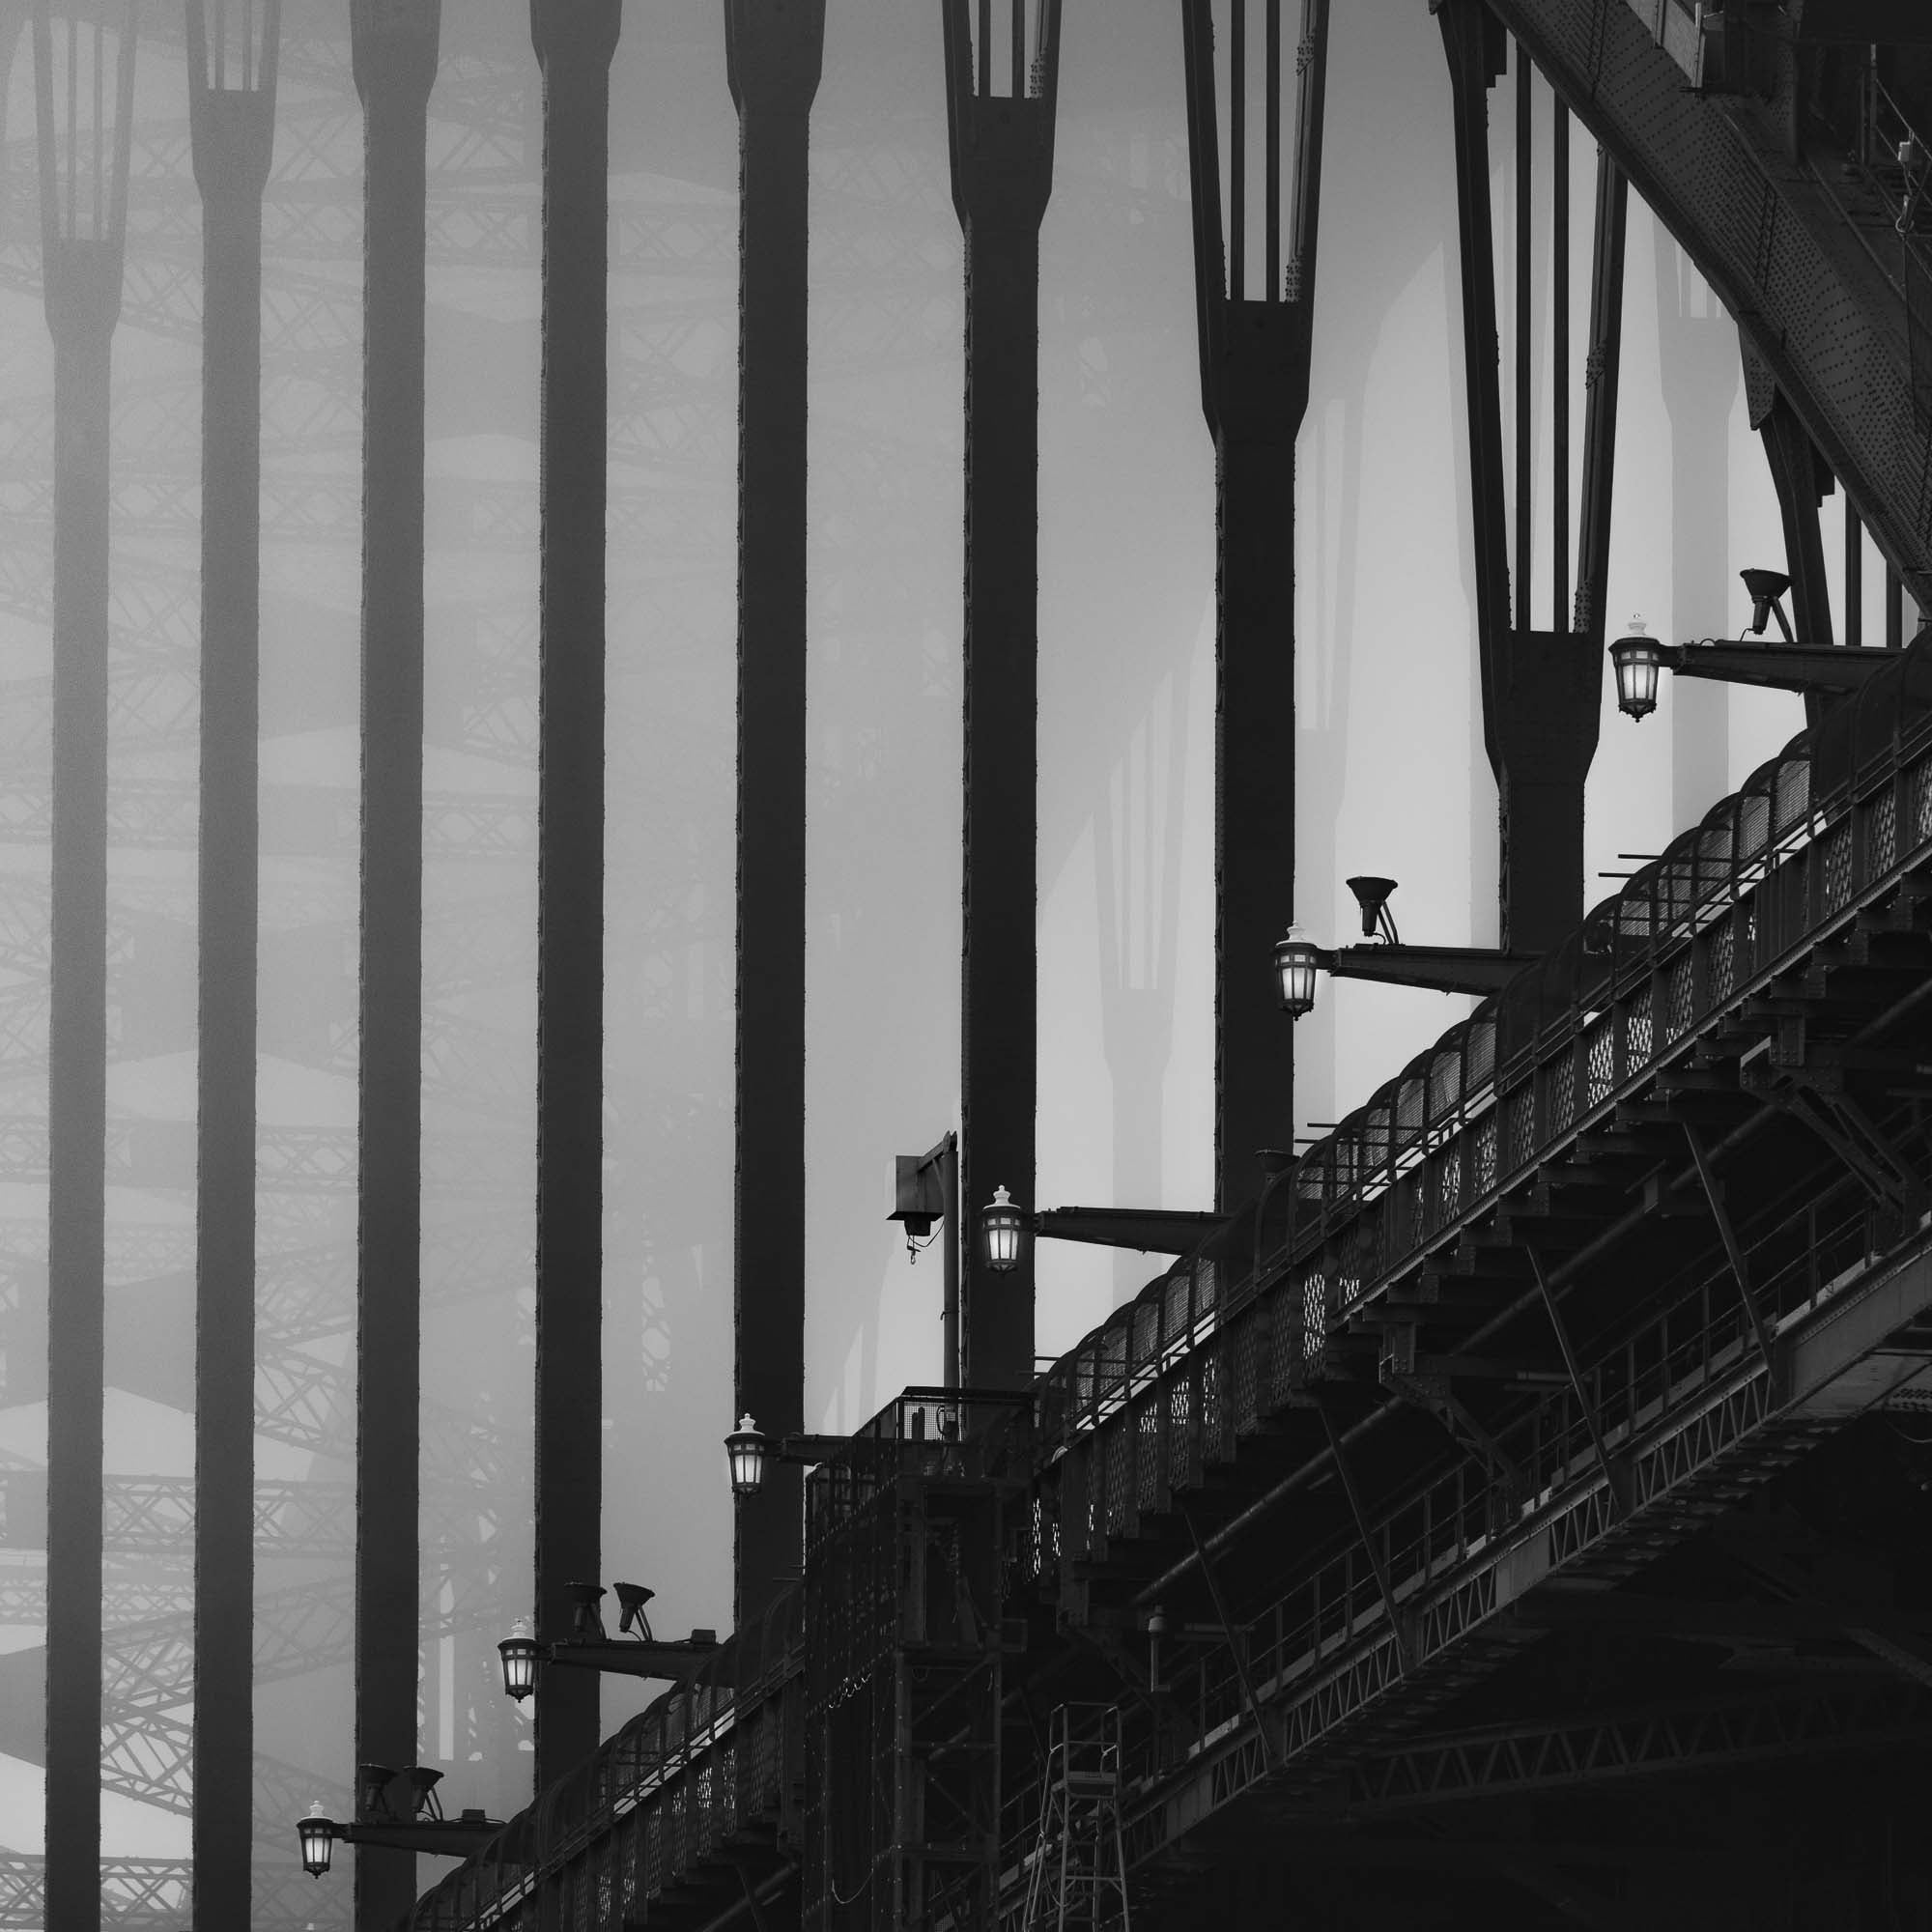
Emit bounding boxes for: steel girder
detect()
[1102,1235,1932,1874]
[0,1570,501,1816]
[0,1854,331,1930]
[1481,0,1932,605]
[1333,1684,1932,1816]
[0,1471,492,1559]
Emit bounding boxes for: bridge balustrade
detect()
[399,1590,804,1931]
[409,630,1932,1921]
[1002,640,1932,1886]
[1007,1150,1893,1885]
[1032,644,1932,1583]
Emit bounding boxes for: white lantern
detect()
[1611,615,1663,720]
[1273,928,1321,1018]
[981,1185,1026,1272]
[725,1413,770,1497]
[497,1618,542,1702]
[298,1803,336,1878]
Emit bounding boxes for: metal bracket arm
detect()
[1322,943,1537,997]
[334,1817,503,1859]
[1032,1207,1228,1255]
[1662,639,1899,695]
[544,1635,720,1684]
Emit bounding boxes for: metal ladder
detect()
[1020,1704,1132,1930]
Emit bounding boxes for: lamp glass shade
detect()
[1273,929,1321,1018]
[298,1804,335,1878]
[725,1413,769,1497]
[1611,620,1662,720]
[981,1184,1025,1272]
[498,1620,541,1700]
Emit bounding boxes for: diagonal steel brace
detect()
[1178,1498,1281,1769]
[1525,1245,1629,1518]
[1314,1398,1414,1674]
[1684,1122,1780,1377]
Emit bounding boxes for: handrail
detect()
[398,1586,805,1930]
[1035,636,1932,1474]
[406,633,1932,1927]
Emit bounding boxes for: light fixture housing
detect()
[566,1581,607,1639]
[497,1619,541,1702]
[1740,566,1794,639]
[1610,616,1663,720]
[981,1184,1026,1272]
[725,1413,770,1498]
[356,1762,398,1822]
[1273,927,1321,1018]
[612,1581,656,1640]
[404,1767,444,1821]
[1345,876,1399,941]
[298,1804,336,1878]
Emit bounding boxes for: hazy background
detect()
[0,0,1897,1915]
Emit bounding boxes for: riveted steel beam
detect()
[1182,0,1330,1208]
[943,0,1063,1390]
[724,0,825,1629]
[185,7,281,1923]
[1481,0,1932,609]
[34,9,136,1924]
[348,2,440,1924]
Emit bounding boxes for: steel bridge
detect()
[389,1,1932,1923]
[394,664,1932,1923]
[6,0,1930,1920]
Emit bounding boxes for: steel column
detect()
[34,13,132,1927]
[1481,0,1932,611]
[529,0,619,1790]
[1744,347,1836,652]
[1440,5,1606,956]
[1652,218,1737,822]
[1181,0,1330,1208]
[942,0,1061,1391]
[350,2,439,1923]
[185,5,278,1924]
[724,0,823,1631]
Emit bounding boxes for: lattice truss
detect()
[0,0,1188,1916]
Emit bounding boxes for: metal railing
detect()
[399,1589,804,1932]
[1003,646,1932,1881]
[1033,668,1932,1487]
[406,639,1932,1923]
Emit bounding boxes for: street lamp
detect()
[1610,616,1664,720]
[497,1584,721,1700]
[1610,578,1901,722]
[497,1618,541,1702]
[722,1415,850,1501]
[1273,928,1321,1017]
[292,1770,501,1874]
[726,1413,770,1496]
[1273,881,1533,1019]
[891,1130,962,1386]
[298,1803,335,1878]
[981,1184,1026,1272]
